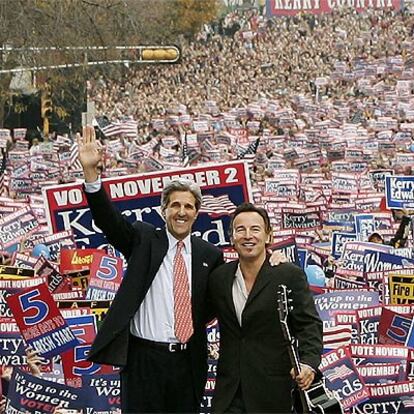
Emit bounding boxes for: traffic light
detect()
[140,46,180,63]
[41,88,52,119]
[40,86,52,135]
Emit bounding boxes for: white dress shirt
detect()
[232,264,248,326]
[84,178,192,343]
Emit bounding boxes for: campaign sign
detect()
[34,256,61,283]
[354,214,375,241]
[61,315,116,388]
[269,238,299,266]
[60,248,102,273]
[356,363,401,385]
[364,251,414,274]
[6,368,84,413]
[357,306,383,345]
[320,347,369,410]
[0,317,26,366]
[35,230,77,262]
[405,319,414,348]
[7,283,79,358]
[334,276,368,290]
[0,277,46,318]
[0,265,35,279]
[12,253,37,270]
[336,244,366,279]
[385,176,414,209]
[350,382,414,414]
[369,169,394,191]
[85,253,123,301]
[43,162,251,249]
[349,344,409,367]
[281,208,321,231]
[331,232,357,259]
[81,374,121,413]
[314,291,380,323]
[388,269,414,305]
[0,207,40,251]
[57,299,111,325]
[378,308,413,345]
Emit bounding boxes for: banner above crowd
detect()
[266,0,401,16]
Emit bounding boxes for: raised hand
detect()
[25,346,45,377]
[77,125,103,182]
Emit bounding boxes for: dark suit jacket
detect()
[85,187,224,400]
[208,260,323,413]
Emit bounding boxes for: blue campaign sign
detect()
[7,368,84,413]
[331,232,357,259]
[81,374,121,411]
[43,162,252,249]
[354,214,375,241]
[385,175,414,209]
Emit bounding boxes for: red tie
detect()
[173,241,193,343]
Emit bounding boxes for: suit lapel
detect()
[219,260,241,327]
[149,229,168,281]
[244,260,273,311]
[191,237,203,307]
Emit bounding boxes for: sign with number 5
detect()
[7,283,79,357]
[86,253,123,301]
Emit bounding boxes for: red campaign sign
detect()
[266,0,401,16]
[60,249,102,274]
[85,253,123,301]
[61,314,117,388]
[6,283,79,358]
[378,308,413,345]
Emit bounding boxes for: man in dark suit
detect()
[78,126,224,413]
[208,203,323,413]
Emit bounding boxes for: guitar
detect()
[277,284,344,414]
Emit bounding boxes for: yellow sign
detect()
[388,269,414,305]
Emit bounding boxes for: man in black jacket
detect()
[208,203,323,413]
[78,126,224,413]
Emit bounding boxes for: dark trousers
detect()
[121,336,198,413]
[226,386,247,414]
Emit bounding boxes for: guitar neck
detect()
[287,337,302,377]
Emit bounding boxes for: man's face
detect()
[163,191,198,240]
[232,212,270,261]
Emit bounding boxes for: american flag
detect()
[0,149,8,192]
[323,325,352,350]
[324,364,354,382]
[199,194,237,217]
[106,138,124,155]
[237,137,260,159]
[182,132,189,166]
[68,142,82,170]
[101,119,138,138]
[401,396,414,408]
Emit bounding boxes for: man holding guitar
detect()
[208,202,325,413]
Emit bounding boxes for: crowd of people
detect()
[90,7,414,125]
[0,4,414,414]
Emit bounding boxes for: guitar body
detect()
[292,381,343,414]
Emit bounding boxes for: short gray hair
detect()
[160,179,202,212]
